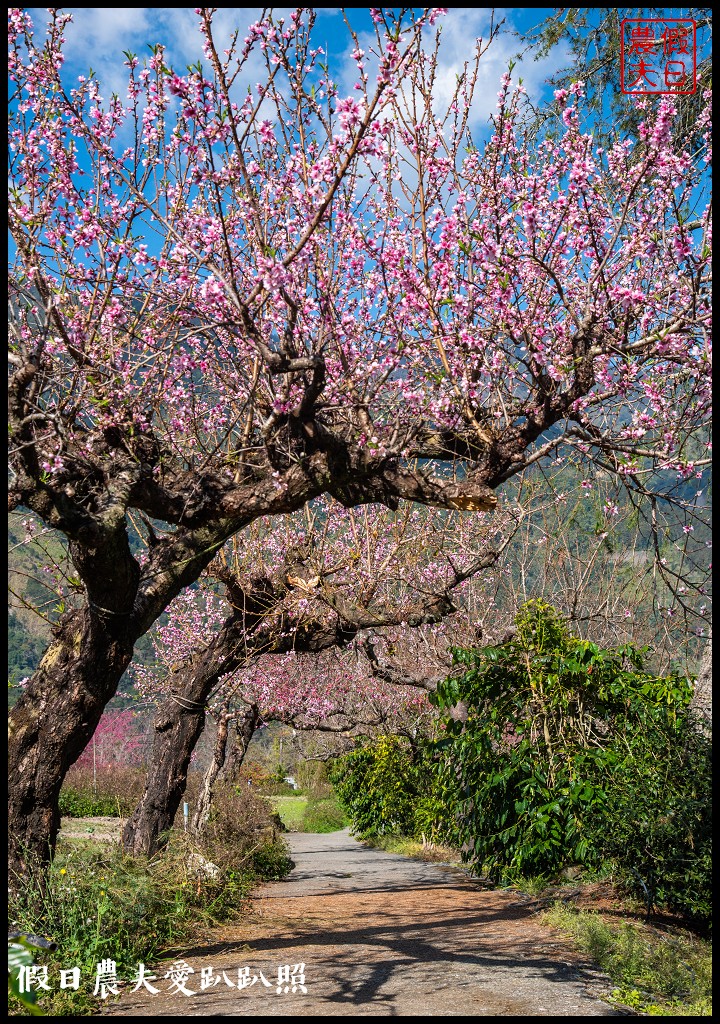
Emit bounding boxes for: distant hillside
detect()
[7,510,156,706]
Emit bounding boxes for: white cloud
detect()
[29,7,155,100]
[334,8,567,139]
[430,8,568,126]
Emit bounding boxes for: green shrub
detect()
[251,839,295,878]
[583,719,712,928]
[330,735,456,845]
[330,736,418,838]
[431,600,712,926]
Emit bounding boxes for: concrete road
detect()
[104,829,626,1016]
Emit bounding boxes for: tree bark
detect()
[225,706,262,784]
[191,711,231,836]
[7,517,230,878]
[8,609,134,884]
[191,705,260,834]
[121,643,232,858]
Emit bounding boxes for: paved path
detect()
[105,829,625,1016]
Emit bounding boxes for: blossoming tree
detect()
[123,497,509,854]
[7,7,711,875]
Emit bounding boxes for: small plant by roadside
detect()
[8,782,293,1016]
[542,904,712,1016]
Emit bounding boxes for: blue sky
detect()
[25,7,710,143]
[26,8,567,131]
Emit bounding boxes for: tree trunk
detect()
[191,711,231,835]
[191,705,259,833]
[225,706,261,784]
[121,684,211,858]
[8,609,134,884]
[121,616,250,857]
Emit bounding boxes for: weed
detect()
[8,782,293,1016]
[502,874,552,897]
[542,904,712,1016]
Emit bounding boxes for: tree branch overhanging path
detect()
[7,7,711,877]
[122,500,514,856]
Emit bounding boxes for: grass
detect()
[9,781,294,1016]
[301,796,348,833]
[269,793,348,833]
[360,834,462,865]
[8,833,265,1016]
[542,904,712,1016]
[269,795,308,830]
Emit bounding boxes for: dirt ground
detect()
[102,829,627,1017]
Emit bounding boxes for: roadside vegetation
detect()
[9,779,293,1016]
[360,834,460,865]
[267,764,348,834]
[58,764,146,819]
[542,905,712,1016]
[330,602,712,1016]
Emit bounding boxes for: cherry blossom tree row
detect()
[7,7,711,876]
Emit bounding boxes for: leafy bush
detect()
[330,736,418,838]
[330,735,455,844]
[583,719,712,928]
[251,839,295,878]
[431,601,712,926]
